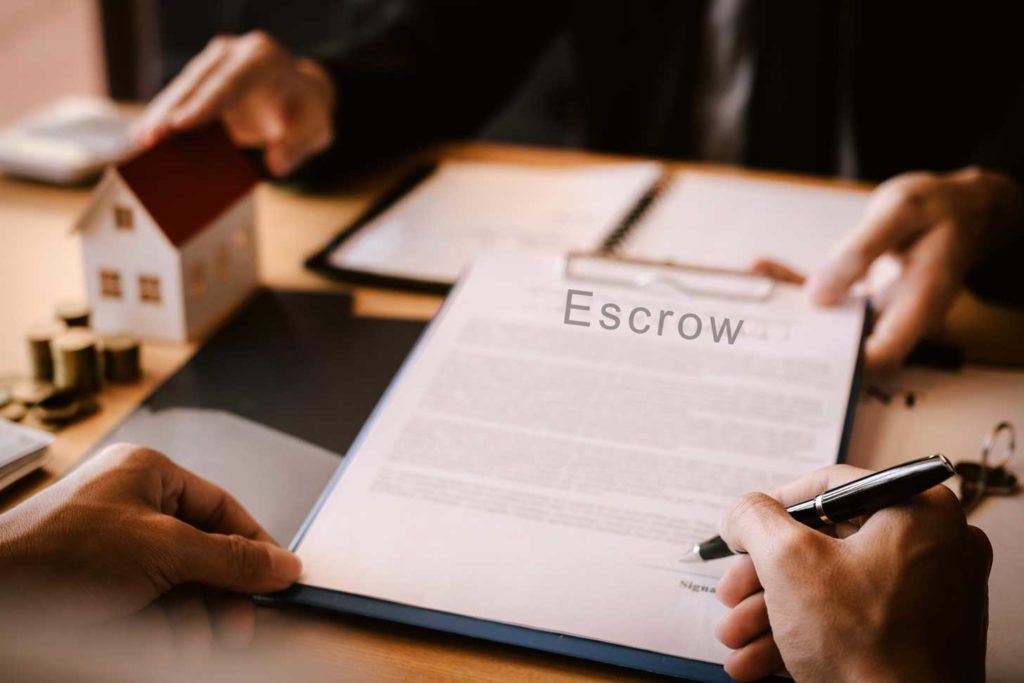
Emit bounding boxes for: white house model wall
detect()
[79,173,259,343]
[81,173,189,341]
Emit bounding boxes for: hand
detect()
[0,443,301,631]
[135,31,336,176]
[714,464,992,683]
[803,167,1023,372]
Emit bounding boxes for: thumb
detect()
[719,493,813,560]
[168,522,302,594]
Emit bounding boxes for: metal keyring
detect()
[981,421,1017,472]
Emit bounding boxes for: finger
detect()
[716,591,770,650]
[165,521,302,594]
[716,555,761,607]
[136,38,233,144]
[719,492,816,558]
[855,482,963,544]
[749,258,806,285]
[863,230,959,372]
[169,34,286,132]
[967,525,994,578]
[161,462,276,544]
[262,99,333,176]
[807,183,930,305]
[766,464,872,507]
[723,632,786,683]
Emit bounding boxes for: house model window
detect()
[139,274,161,304]
[114,205,133,230]
[99,269,122,299]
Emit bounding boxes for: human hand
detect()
[135,31,336,176]
[802,168,1023,372]
[0,443,301,631]
[714,464,992,682]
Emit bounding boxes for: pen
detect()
[681,454,956,562]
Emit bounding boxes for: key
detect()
[956,421,1018,516]
[956,462,1020,515]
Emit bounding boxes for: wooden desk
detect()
[2,142,1023,680]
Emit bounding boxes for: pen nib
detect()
[679,544,701,563]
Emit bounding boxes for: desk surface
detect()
[2,142,1023,680]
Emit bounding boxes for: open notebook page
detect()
[622,171,871,275]
[295,250,865,665]
[328,160,661,284]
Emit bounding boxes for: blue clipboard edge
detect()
[262,265,871,682]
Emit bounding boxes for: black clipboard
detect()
[304,162,453,294]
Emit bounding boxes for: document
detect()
[295,251,865,664]
[328,160,661,283]
[622,171,871,274]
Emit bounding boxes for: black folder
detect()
[133,288,426,454]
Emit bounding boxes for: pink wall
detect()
[0,0,106,125]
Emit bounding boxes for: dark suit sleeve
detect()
[293,0,567,182]
[968,85,1024,307]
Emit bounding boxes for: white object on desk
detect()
[622,171,870,274]
[847,365,1024,683]
[0,97,137,185]
[294,250,866,667]
[329,160,662,283]
[0,419,53,491]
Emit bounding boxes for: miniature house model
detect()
[74,123,259,342]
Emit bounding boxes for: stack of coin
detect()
[32,390,80,425]
[52,329,101,394]
[27,323,61,382]
[2,379,54,422]
[10,379,54,406]
[0,402,27,422]
[0,385,19,421]
[55,300,91,328]
[100,334,142,384]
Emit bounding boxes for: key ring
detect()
[980,421,1016,472]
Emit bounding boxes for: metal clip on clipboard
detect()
[564,251,776,302]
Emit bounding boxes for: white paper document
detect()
[295,251,865,664]
[328,160,662,283]
[623,172,871,274]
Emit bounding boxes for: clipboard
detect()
[304,162,448,294]
[266,253,870,682]
[303,162,669,294]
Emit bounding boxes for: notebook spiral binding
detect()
[600,172,672,253]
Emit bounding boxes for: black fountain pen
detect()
[681,454,956,562]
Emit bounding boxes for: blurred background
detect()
[1,0,568,143]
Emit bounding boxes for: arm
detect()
[135,1,566,178]
[0,444,300,631]
[805,167,1023,372]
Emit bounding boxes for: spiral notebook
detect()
[306,159,871,293]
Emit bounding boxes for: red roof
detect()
[116,122,259,247]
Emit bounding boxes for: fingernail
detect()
[268,546,302,584]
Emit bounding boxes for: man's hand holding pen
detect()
[713,464,992,682]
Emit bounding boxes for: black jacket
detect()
[314,0,1024,187]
